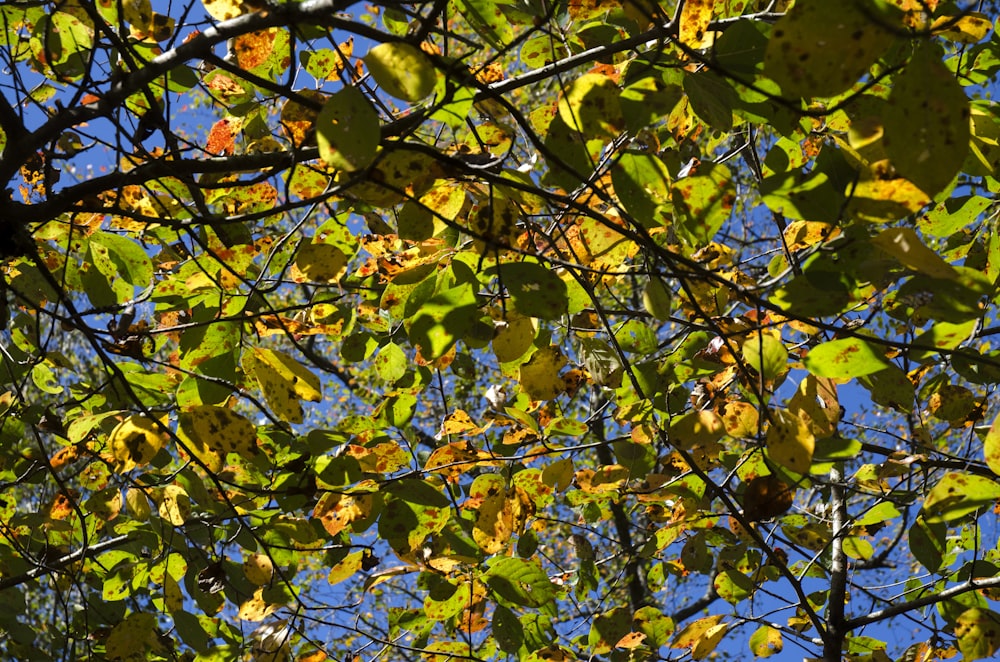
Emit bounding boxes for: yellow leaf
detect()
[243,552,274,586]
[109,415,165,472]
[246,348,323,423]
[672,614,724,649]
[177,405,256,472]
[680,0,715,49]
[616,632,646,650]
[106,612,158,661]
[782,220,839,251]
[669,410,725,450]
[163,574,184,612]
[202,0,264,21]
[931,12,993,44]
[438,409,482,436]
[719,401,759,438]
[749,624,784,658]
[872,227,959,280]
[292,240,347,283]
[125,488,151,521]
[313,491,373,537]
[693,622,728,660]
[238,587,278,622]
[425,442,490,480]
[85,488,122,521]
[542,458,574,491]
[518,346,567,400]
[788,375,840,439]
[766,408,815,474]
[557,73,624,140]
[328,550,364,586]
[157,484,191,526]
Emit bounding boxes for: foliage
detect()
[2,0,1000,661]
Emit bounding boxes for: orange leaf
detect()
[206,118,239,155]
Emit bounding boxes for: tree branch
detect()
[0,534,132,591]
[823,465,848,661]
[845,574,1000,631]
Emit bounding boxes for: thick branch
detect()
[823,465,848,661]
[0,534,131,591]
[846,574,1000,630]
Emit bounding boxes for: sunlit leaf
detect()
[109,415,165,472]
[749,625,783,658]
[558,73,624,140]
[921,472,1000,523]
[244,348,323,423]
[872,227,958,280]
[804,337,890,379]
[519,346,567,401]
[955,608,1000,660]
[884,42,970,196]
[672,163,735,247]
[316,86,380,172]
[764,0,894,98]
[679,0,715,49]
[671,615,726,659]
[105,612,157,661]
[364,42,436,101]
[157,484,191,526]
[766,408,815,474]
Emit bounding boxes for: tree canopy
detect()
[3,0,1000,660]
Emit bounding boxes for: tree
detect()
[2,0,1000,659]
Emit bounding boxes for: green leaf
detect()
[804,338,890,379]
[494,261,568,320]
[858,365,915,412]
[520,35,566,70]
[374,342,407,383]
[872,227,958,281]
[492,605,524,653]
[684,71,737,131]
[672,163,735,247]
[364,42,437,101]
[855,502,901,527]
[611,151,672,225]
[956,608,1000,660]
[454,0,513,49]
[741,331,788,381]
[908,516,947,573]
[842,536,874,560]
[884,42,970,196]
[714,568,755,604]
[921,472,1000,523]
[919,195,993,238]
[485,557,556,608]
[316,86,380,172]
[748,625,783,658]
[423,578,466,621]
[614,319,657,355]
[408,282,479,360]
[588,607,632,655]
[763,0,894,98]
